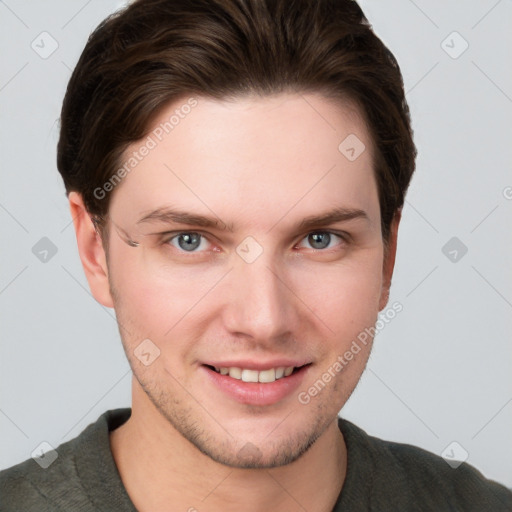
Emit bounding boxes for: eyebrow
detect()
[297,207,369,230]
[137,208,232,231]
[136,206,369,232]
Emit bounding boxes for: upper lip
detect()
[202,359,312,371]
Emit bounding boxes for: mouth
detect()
[204,364,309,383]
[201,362,312,406]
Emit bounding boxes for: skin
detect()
[69,92,400,512]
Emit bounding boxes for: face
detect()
[103,92,394,468]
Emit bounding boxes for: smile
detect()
[202,363,312,405]
[207,365,302,383]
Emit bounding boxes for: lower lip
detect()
[201,365,311,406]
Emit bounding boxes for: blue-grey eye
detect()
[307,232,332,249]
[175,232,202,251]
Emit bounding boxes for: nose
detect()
[221,253,298,344]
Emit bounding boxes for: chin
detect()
[192,429,322,469]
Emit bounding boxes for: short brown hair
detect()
[57,0,416,245]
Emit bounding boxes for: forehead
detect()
[109,92,379,229]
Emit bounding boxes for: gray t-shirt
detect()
[1,408,510,511]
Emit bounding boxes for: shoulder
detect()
[0,408,131,512]
[0,439,84,512]
[338,417,512,511]
[0,456,67,512]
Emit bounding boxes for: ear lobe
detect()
[379,210,401,311]
[68,191,114,308]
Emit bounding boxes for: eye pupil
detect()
[178,233,201,251]
[308,232,331,249]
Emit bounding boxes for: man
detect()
[1,0,510,510]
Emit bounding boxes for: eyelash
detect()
[159,230,350,254]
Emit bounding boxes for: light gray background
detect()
[1,0,511,488]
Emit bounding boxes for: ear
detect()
[68,192,114,308]
[378,210,401,311]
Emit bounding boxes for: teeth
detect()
[214,365,296,382]
[258,368,275,383]
[228,367,242,379]
[241,369,259,383]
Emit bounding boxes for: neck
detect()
[110,381,347,512]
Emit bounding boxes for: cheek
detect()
[293,256,383,407]
[290,250,384,337]
[111,257,227,341]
